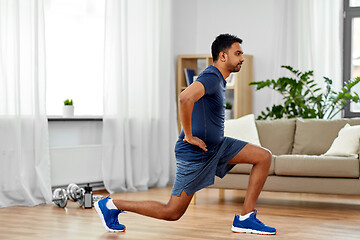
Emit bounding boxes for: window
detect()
[344,0,360,117]
[350,0,360,7]
[44,0,105,116]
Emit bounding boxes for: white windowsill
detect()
[47,115,103,121]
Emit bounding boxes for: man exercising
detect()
[95,33,277,235]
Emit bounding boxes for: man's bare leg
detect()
[112,190,194,221]
[227,144,272,215]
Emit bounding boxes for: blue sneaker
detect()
[232,210,276,235]
[94,196,126,232]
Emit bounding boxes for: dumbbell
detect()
[53,183,101,208]
[52,188,68,208]
[67,183,85,207]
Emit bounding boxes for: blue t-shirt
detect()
[178,65,227,150]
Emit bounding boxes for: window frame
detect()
[343,0,360,117]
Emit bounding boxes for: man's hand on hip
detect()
[183,136,208,152]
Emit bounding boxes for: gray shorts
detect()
[171,137,248,196]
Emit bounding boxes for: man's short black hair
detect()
[211,34,243,62]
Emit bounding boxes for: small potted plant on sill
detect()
[63,99,74,118]
[225,102,232,120]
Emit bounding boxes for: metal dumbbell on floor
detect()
[52,188,68,208]
[67,183,85,207]
[52,183,83,208]
[53,183,102,208]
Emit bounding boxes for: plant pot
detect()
[225,109,232,120]
[63,105,74,118]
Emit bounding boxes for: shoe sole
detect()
[94,201,126,232]
[232,226,276,235]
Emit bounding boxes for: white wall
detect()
[172,0,284,116]
[48,121,102,147]
[172,0,198,56]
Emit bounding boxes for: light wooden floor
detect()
[1,187,360,240]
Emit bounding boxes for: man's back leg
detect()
[111,190,194,221]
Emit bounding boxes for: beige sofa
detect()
[211,118,360,195]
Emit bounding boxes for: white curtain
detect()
[272,0,343,104]
[0,0,52,207]
[102,0,177,193]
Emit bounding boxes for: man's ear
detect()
[220,51,226,62]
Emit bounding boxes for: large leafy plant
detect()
[250,66,360,120]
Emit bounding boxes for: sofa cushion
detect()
[340,118,360,155]
[225,114,261,146]
[255,119,295,155]
[324,124,360,157]
[275,155,359,178]
[229,156,275,175]
[292,118,348,155]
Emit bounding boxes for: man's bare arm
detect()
[178,81,207,151]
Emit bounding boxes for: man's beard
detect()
[232,63,242,72]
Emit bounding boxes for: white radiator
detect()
[50,145,103,187]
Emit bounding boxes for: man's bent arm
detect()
[178,81,207,151]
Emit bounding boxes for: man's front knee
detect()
[262,149,272,166]
[254,148,272,167]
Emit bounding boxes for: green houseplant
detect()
[250,66,360,120]
[63,99,74,117]
[225,102,232,120]
[226,102,232,110]
[64,99,73,106]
